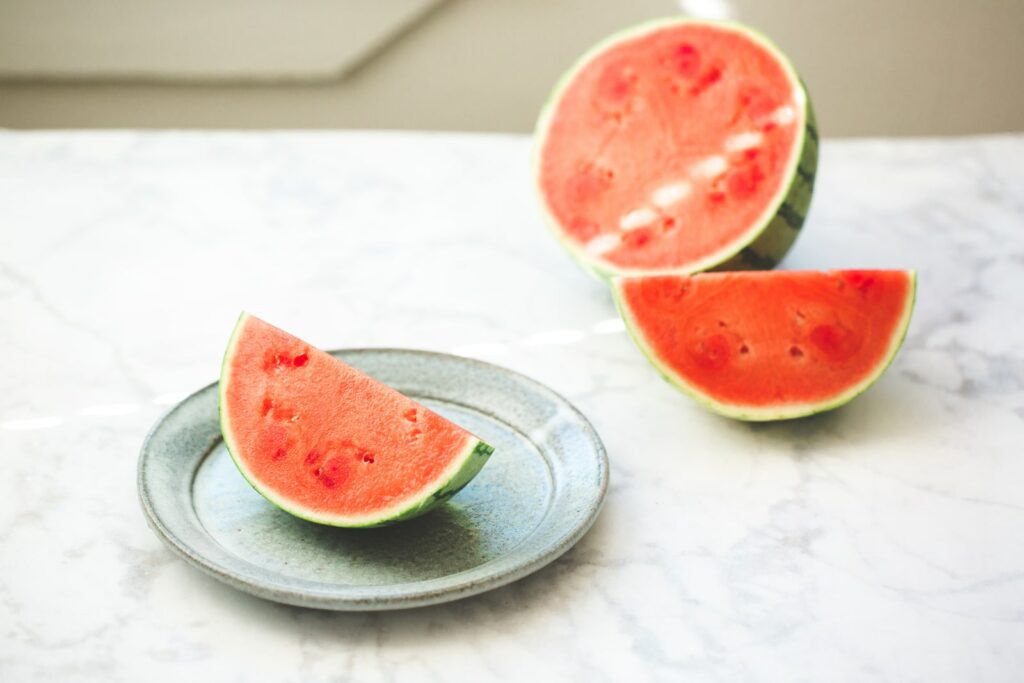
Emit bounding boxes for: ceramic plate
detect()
[138,349,608,610]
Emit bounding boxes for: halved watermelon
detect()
[535,18,817,278]
[613,271,916,420]
[219,314,494,527]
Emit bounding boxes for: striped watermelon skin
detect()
[717,100,818,272]
[534,18,818,279]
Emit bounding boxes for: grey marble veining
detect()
[1,130,1023,681]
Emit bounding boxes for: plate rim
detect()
[138,347,609,610]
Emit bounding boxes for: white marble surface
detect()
[1,130,1023,681]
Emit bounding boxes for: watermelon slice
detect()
[613,270,916,420]
[535,18,817,278]
[219,314,494,527]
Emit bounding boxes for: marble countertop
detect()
[2,130,1022,681]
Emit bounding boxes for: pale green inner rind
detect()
[611,273,917,421]
[533,17,816,279]
[218,313,495,528]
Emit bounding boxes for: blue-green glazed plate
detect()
[138,349,608,611]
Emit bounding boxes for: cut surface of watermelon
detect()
[219,314,494,527]
[613,270,916,420]
[535,18,817,277]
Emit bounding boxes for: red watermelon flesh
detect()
[536,19,816,276]
[219,314,493,527]
[613,270,916,420]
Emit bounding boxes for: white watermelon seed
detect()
[724,131,763,152]
[769,105,796,126]
[690,155,728,179]
[620,207,658,231]
[584,233,621,256]
[651,181,693,208]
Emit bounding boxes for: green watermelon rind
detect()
[218,312,495,528]
[610,272,917,421]
[533,17,818,279]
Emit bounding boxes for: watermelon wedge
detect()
[535,18,817,278]
[613,271,916,420]
[219,314,494,527]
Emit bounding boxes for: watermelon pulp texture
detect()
[219,314,494,527]
[536,19,817,277]
[613,271,916,420]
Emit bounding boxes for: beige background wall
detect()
[0,0,1021,136]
